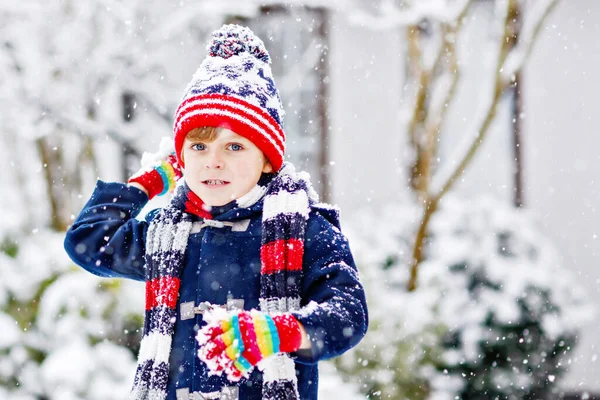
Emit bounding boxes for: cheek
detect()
[182,158,201,178]
[234,159,263,184]
[183,170,200,185]
[237,156,263,171]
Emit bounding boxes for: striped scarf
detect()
[130,163,317,400]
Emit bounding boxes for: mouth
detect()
[202,179,230,187]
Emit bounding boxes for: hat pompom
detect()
[208,24,271,64]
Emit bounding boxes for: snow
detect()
[139,136,175,170]
[347,0,471,29]
[339,193,594,398]
[1,0,595,398]
[318,361,366,399]
[0,226,142,398]
[0,312,21,349]
[41,338,96,393]
[41,340,135,400]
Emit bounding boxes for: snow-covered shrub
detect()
[335,201,440,399]
[0,229,144,400]
[318,361,367,400]
[338,195,593,400]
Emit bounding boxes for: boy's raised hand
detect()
[196,309,302,381]
[128,137,183,199]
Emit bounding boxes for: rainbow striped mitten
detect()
[128,153,182,199]
[196,309,302,381]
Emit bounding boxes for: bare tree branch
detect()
[422,0,472,193]
[429,0,512,200]
[405,24,430,197]
[407,0,559,291]
[501,0,559,83]
[405,0,473,199]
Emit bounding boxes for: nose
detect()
[205,150,224,169]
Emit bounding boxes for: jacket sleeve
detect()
[291,213,369,364]
[63,180,152,281]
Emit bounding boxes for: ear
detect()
[178,151,185,169]
[262,160,273,173]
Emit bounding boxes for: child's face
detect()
[182,128,273,206]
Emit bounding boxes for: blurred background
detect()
[1,0,598,399]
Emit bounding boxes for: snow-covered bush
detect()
[338,195,593,399]
[335,201,441,399]
[0,230,144,400]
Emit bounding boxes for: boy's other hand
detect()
[128,152,183,199]
[196,309,303,381]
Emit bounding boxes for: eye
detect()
[228,143,244,151]
[191,143,206,151]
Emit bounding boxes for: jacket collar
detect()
[210,197,265,222]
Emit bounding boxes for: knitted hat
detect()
[173,24,286,172]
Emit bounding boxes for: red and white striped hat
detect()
[173,25,286,171]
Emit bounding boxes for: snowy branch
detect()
[403,0,472,199]
[36,102,142,158]
[422,0,471,185]
[428,0,510,198]
[429,0,558,200]
[407,0,560,291]
[500,0,559,82]
[347,0,471,29]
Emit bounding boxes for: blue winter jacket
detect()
[63,181,368,400]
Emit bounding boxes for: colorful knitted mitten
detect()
[128,153,182,199]
[197,309,302,381]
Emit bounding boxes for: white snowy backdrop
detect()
[1,0,599,399]
[328,0,600,396]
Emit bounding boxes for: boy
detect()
[64,25,367,400]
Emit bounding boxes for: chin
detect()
[207,196,234,207]
[194,188,238,207]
